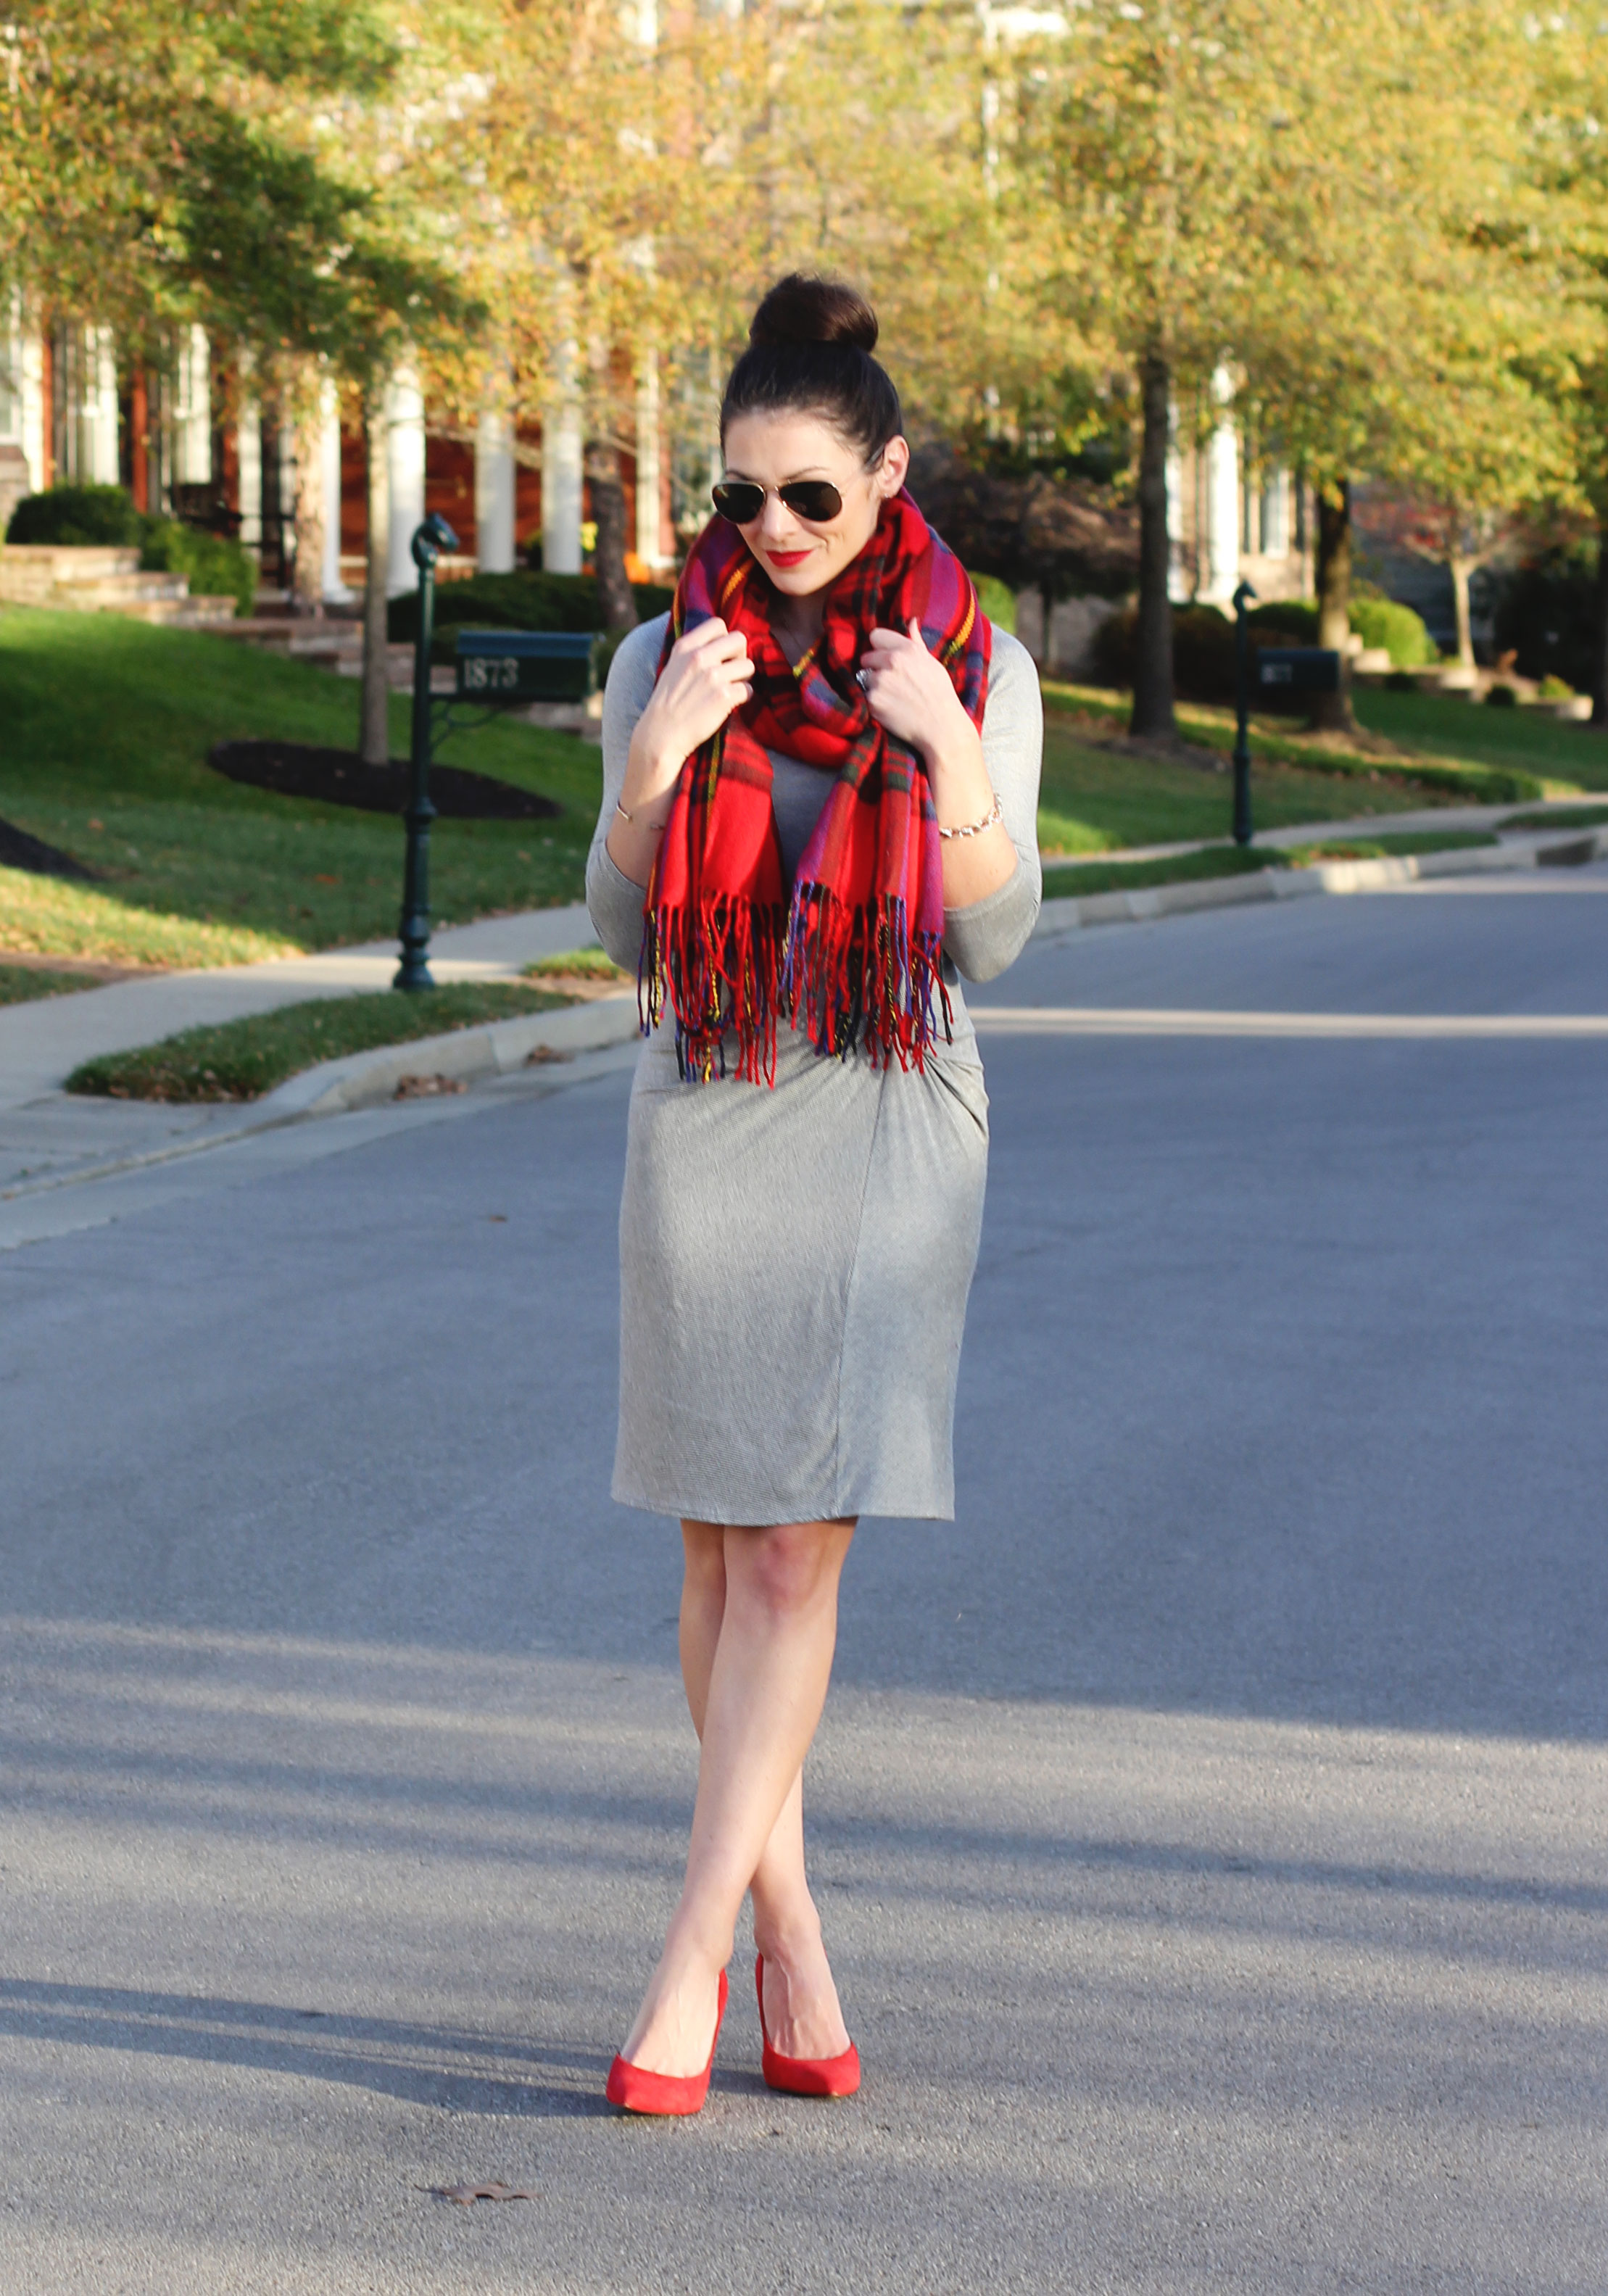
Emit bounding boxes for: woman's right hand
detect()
[626,619,753,803]
[608,619,754,887]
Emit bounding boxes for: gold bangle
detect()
[937,792,1003,842]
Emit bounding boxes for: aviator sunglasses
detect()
[710,476,845,526]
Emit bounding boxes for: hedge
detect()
[389,567,675,648]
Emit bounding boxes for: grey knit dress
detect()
[587,612,1043,1525]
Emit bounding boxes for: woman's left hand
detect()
[858,620,971,761]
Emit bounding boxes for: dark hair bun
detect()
[749,274,879,356]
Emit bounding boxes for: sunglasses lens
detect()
[712,483,765,523]
[780,481,844,523]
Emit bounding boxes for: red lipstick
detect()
[766,549,812,568]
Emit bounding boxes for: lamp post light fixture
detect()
[394,513,460,990]
[1231,577,1256,848]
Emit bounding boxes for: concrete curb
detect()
[254,990,641,1119]
[1032,829,1607,940]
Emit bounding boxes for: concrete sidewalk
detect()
[0,901,600,1116]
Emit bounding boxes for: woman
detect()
[586,274,1043,2114]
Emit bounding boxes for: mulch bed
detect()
[209,740,560,820]
[0,816,105,881]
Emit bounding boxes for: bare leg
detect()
[620,1516,854,2076]
[677,1526,850,2059]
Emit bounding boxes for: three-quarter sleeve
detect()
[585,613,670,971]
[941,626,1043,983]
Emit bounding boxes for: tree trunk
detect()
[1449,547,1475,671]
[585,435,637,631]
[1594,512,1608,727]
[1130,350,1175,739]
[291,386,326,620]
[360,393,391,768]
[1309,479,1356,734]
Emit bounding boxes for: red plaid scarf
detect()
[640,489,990,1085]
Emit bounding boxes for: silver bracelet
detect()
[937,792,1003,842]
[615,798,668,832]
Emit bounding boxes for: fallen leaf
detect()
[431,2182,534,2205]
[312,873,341,886]
[525,1045,573,1066]
[487,1214,507,1222]
[395,1074,467,1099]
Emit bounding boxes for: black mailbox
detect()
[1255,646,1340,694]
[454,626,600,705]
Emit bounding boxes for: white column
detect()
[475,402,516,573]
[385,364,426,595]
[1202,368,1240,605]
[170,324,211,485]
[634,349,670,570]
[80,326,120,485]
[1165,431,1188,602]
[236,401,261,550]
[542,334,583,575]
[18,315,44,493]
[320,375,352,601]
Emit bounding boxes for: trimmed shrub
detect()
[1092,602,1315,708]
[1350,592,1437,668]
[1485,681,1518,707]
[970,571,1016,636]
[1538,673,1575,700]
[137,517,257,616]
[7,483,141,547]
[1246,599,1319,643]
[389,568,674,647]
[1248,592,1436,668]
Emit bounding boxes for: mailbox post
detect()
[1232,579,1256,847]
[395,513,460,990]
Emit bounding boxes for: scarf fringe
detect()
[781,882,953,1072]
[641,895,787,1085]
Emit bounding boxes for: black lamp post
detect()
[1231,576,1257,847]
[394,513,460,990]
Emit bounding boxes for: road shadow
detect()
[0,1977,614,2118]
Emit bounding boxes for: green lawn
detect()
[1038,679,1608,844]
[0,608,602,968]
[1354,689,1608,789]
[1037,716,1448,855]
[66,982,575,1102]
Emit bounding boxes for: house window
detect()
[1261,470,1289,557]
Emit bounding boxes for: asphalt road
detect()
[2,867,1605,2295]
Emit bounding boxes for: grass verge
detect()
[0,609,601,969]
[1499,803,1608,831]
[1041,845,1269,898]
[0,961,104,1006]
[1280,830,1498,864]
[66,982,574,1103]
[522,945,629,983]
[1040,828,1499,900]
